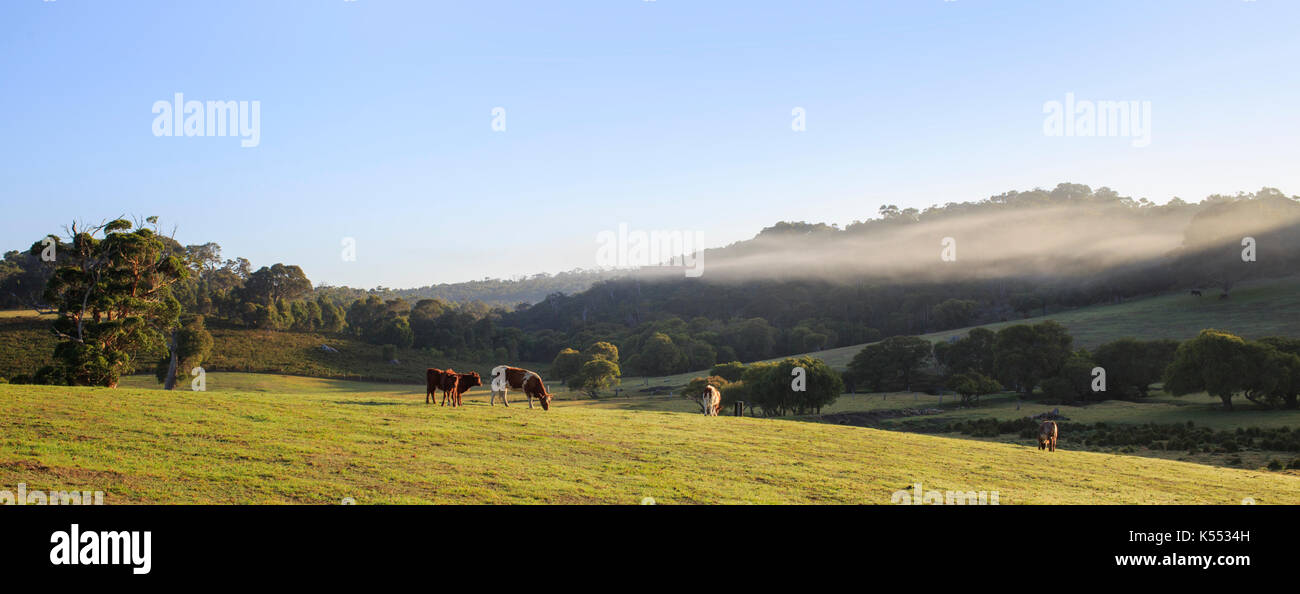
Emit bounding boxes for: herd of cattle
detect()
[426,365,555,410]
[423,364,1062,452]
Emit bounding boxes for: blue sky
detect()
[2,0,1297,288]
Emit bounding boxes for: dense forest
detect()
[3,183,1298,382]
[502,184,1300,373]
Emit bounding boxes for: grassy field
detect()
[2,375,1300,504]
[5,276,1300,504]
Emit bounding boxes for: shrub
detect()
[1266,459,1284,471]
[744,356,843,416]
[32,365,62,386]
[709,361,746,382]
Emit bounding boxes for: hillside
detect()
[0,314,527,383]
[2,379,1297,504]
[312,268,626,309]
[782,274,1300,371]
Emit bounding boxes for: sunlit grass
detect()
[2,380,1299,504]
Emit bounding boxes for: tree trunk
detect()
[163,330,179,390]
[1219,393,1233,411]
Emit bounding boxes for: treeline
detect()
[341,294,564,363]
[677,356,844,417]
[322,268,625,309]
[664,321,1300,419]
[848,321,1300,411]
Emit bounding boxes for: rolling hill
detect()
[615,275,1300,393]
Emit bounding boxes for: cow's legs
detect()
[489,390,495,406]
[501,390,509,407]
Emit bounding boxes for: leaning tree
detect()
[37,218,188,387]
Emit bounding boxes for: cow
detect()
[1037,420,1058,452]
[489,365,553,410]
[439,369,461,407]
[447,371,482,407]
[1190,289,1202,297]
[426,368,448,404]
[701,385,721,416]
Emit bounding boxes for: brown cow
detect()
[439,368,461,407]
[701,385,721,416]
[447,371,482,407]
[489,365,553,410]
[1038,421,1058,452]
[426,368,448,404]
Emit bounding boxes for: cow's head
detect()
[461,372,482,389]
[539,392,553,410]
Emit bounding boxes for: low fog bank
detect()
[635,186,1300,287]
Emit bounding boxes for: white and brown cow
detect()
[1038,420,1058,452]
[701,385,721,416]
[490,365,554,410]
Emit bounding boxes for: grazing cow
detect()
[447,371,482,407]
[1037,421,1058,452]
[439,369,461,407]
[701,385,721,416]
[426,368,448,404]
[489,365,553,410]
[1190,289,1202,297]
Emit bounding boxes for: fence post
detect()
[734,401,743,417]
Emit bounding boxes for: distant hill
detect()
[314,268,627,308]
